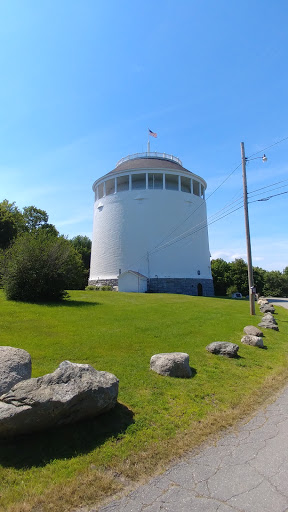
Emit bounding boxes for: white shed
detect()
[118,271,148,293]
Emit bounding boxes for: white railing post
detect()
[115,152,182,169]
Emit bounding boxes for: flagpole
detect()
[147,129,150,153]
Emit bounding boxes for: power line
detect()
[207,193,243,222]
[150,185,288,255]
[249,190,288,203]
[152,162,242,250]
[247,135,288,159]
[123,191,244,271]
[150,204,244,254]
[248,177,288,195]
[154,197,245,252]
[122,135,288,271]
[248,183,288,200]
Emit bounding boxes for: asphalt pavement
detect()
[268,297,288,310]
[95,385,288,512]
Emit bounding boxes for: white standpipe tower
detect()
[89,151,214,296]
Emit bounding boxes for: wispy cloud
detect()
[56,214,91,227]
[210,237,288,272]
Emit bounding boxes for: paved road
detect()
[268,297,288,310]
[96,386,288,512]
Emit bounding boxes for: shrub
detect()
[2,232,86,302]
[85,284,113,291]
[226,285,238,297]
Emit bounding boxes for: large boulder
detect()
[0,346,32,396]
[263,312,277,322]
[258,298,269,306]
[260,304,275,314]
[243,326,264,337]
[150,352,192,378]
[0,361,119,438]
[206,342,239,358]
[258,314,279,331]
[241,335,264,348]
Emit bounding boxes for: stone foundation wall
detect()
[88,279,118,288]
[148,278,214,296]
[88,277,214,296]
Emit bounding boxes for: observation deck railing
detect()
[115,152,182,168]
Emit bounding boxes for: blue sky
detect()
[0,0,287,272]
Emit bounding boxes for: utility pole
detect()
[241,142,255,315]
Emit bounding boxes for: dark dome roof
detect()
[106,157,191,175]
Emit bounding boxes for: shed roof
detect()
[118,270,147,279]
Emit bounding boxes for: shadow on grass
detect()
[0,402,134,469]
[213,296,249,301]
[32,299,101,308]
[190,367,197,378]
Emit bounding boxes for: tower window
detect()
[132,173,146,190]
[148,173,163,189]
[193,180,200,196]
[181,176,191,193]
[98,183,104,199]
[117,175,129,192]
[106,178,115,195]
[165,174,178,191]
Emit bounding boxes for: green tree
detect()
[0,205,18,249]
[229,258,248,296]
[38,223,59,237]
[253,266,266,296]
[282,274,288,297]
[0,200,25,248]
[0,199,23,218]
[22,206,49,232]
[263,270,286,297]
[211,258,232,296]
[0,248,4,285]
[70,235,92,270]
[226,284,239,297]
[2,231,86,302]
[282,267,288,297]
[0,200,60,244]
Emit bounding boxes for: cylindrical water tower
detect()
[89,152,214,296]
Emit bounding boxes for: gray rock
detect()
[258,298,269,305]
[206,342,239,358]
[0,360,119,438]
[260,304,275,314]
[258,322,279,331]
[263,313,277,324]
[258,314,279,331]
[150,352,192,378]
[243,326,264,337]
[241,335,264,348]
[0,346,32,395]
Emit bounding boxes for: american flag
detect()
[149,129,157,138]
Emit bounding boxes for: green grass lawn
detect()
[0,290,288,512]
